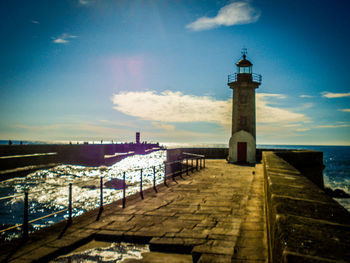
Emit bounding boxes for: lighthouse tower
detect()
[228,50,261,163]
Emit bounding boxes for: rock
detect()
[324,188,350,198]
[104,178,127,189]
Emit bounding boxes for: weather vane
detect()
[241,47,247,58]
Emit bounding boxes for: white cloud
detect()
[79,0,95,5]
[284,124,301,127]
[152,122,175,131]
[338,109,350,112]
[300,94,313,98]
[52,33,78,44]
[53,38,69,44]
[186,1,260,31]
[296,128,310,132]
[112,90,307,127]
[256,93,306,123]
[321,92,350,98]
[316,124,350,128]
[31,20,39,24]
[112,90,231,125]
[12,122,131,140]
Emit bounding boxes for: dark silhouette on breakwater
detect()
[0,133,163,181]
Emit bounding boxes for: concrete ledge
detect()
[0,153,58,170]
[275,150,325,188]
[167,148,228,160]
[263,151,350,263]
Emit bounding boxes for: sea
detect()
[0,141,349,241]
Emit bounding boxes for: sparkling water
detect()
[0,150,167,241]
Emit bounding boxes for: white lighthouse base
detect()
[228,130,256,164]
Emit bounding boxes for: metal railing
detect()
[227,73,262,84]
[0,153,205,239]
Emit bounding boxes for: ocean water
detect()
[0,150,167,241]
[0,143,349,241]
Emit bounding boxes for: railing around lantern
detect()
[0,153,206,240]
[227,73,262,84]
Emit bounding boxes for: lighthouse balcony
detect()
[228,73,262,84]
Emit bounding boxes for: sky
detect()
[1,0,350,145]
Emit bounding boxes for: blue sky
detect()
[1,0,349,145]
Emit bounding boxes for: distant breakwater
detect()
[0,143,162,181]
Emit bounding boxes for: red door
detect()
[237,142,247,163]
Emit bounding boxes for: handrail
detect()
[227,73,262,84]
[0,193,23,201]
[0,153,205,239]
[182,152,205,158]
[0,208,68,234]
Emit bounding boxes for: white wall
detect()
[228,130,256,163]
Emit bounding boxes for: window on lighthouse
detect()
[238,66,252,74]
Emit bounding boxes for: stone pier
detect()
[0,160,267,263]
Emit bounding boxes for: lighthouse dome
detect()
[236,54,252,74]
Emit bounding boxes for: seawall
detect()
[263,151,350,262]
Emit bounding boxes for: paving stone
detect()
[197,253,232,263]
[192,242,234,255]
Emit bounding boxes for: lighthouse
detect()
[228,50,261,163]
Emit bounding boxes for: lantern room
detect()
[236,54,252,74]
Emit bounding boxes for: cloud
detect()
[11,122,131,140]
[99,119,138,128]
[78,0,95,5]
[296,128,310,132]
[256,93,306,123]
[300,94,313,98]
[112,91,307,127]
[53,38,69,44]
[152,122,175,131]
[284,124,301,127]
[186,1,261,31]
[316,124,350,128]
[112,90,231,125]
[31,20,39,24]
[52,33,78,44]
[321,92,350,98]
[338,109,350,112]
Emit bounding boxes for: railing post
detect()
[191,158,194,172]
[204,157,206,168]
[153,166,157,192]
[68,183,72,224]
[178,161,182,178]
[23,191,29,239]
[140,169,144,199]
[172,163,175,181]
[186,157,189,176]
[196,158,198,171]
[123,172,126,208]
[200,158,202,169]
[164,163,167,186]
[100,176,103,210]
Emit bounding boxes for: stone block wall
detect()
[263,151,350,262]
[177,148,228,159]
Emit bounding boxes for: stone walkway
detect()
[231,164,268,263]
[0,160,267,263]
